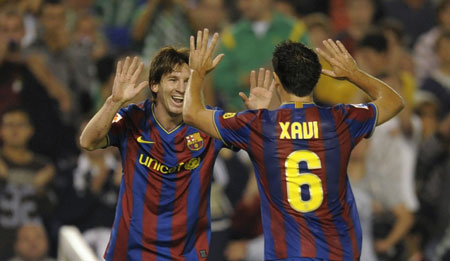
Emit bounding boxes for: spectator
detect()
[383,0,436,48]
[357,31,421,260]
[0,6,72,160]
[9,223,55,261]
[132,0,193,64]
[94,0,144,53]
[413,0,450,85]
[212,0,310,111]
[305,12,366,105]
[0,107,56,260]
[415,113,450,260]
[336,0,377,55]
[419,30,450,117]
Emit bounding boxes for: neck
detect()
[2,146,32,163]
[280,92,314,104]
[153,102,183,131]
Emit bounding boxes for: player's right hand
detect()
[111,56,148,104]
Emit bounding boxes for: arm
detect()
[33,164,55,191]
[132,0,160,42]
[375,203,414,253]
[80,56,148,151]
[316,39,405,125]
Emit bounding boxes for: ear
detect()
[272,72,282,88]
[150,84,159,94]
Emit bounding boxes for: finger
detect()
[257,68,264,87]
[131,62,144,82]
[211,54,225,69]
[336,40,351,57]
[190,35,195,51]
[263,69,271,89]
[268,79,276,93]
[205,32,219,60]
[327,39,341,56]
[239,92,249,104]
[321,68,336,77]
[196,30,202,50]
[322,40,337,58]
[250,70,256,89]
[135,81,149,94]
[315,47,332,63]
[122,56,131,76]
[127,56,139,77]
[201,28,209,54]
[116,60,122,76]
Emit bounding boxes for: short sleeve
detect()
[337,103,378,140]
[107,107,129,147]
[212,109,260,150]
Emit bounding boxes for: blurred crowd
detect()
[0,0,449,260]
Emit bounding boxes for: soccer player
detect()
[79,47,273,260]
[184,29,404,260]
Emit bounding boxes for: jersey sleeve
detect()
[337,103,378,140]
[107,106,131,148]
[212,109,260,150]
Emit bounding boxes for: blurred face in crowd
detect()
[439,2,450,30]
[0,13,25,45]
[437,36,450,65]
[355,47,387,75]
[346,0,374,27]
[195,0,226,30]
[151,64,190,117]
[0,111,34,148]
[14,224,49,261]
[41,3,66,34]
[238,0,272,21]
[74,14,98,44]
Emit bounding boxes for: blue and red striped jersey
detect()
[104,100,224,261]
[213,102,378,261]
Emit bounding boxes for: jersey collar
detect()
[280,101,316,109]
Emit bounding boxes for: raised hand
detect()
[239,68,275,110]
[189,28,224,76]
[111,56,148,104]
[315,39,359,79]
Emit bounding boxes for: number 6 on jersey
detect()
[285,150,324,213]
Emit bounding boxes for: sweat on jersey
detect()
[212,101,378,261]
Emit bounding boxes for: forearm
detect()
[184,70,205,126]
[132,3,158,42]
[347,70,404,125]
[384,204,414,247]
[80,96,124,150]
[33,164,55,190]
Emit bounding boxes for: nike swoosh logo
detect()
[137,136,155,144]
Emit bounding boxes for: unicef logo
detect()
[185,157,201,170]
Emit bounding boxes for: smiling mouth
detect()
[172,96,184,105]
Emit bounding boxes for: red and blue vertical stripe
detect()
[104,100,223,261]
[213,102,377,260]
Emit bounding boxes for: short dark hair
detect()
[358,30,388,53]
[272,41,322,97]
[148,47,189,99]
[1,106,31,125]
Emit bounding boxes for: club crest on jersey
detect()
[186,132,204,151]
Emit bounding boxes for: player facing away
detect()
[79,47,273,260]
[183,29,404,260]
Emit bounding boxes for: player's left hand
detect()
[189,28,224,76]
[240,68,275,110]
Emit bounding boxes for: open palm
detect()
[111,56,148,104]
[315,39,359,79]
[240,68,275,110]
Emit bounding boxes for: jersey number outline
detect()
[285,150,324,213]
